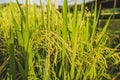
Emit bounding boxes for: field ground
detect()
[100,19,120,33]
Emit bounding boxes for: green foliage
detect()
[0,0,120,80]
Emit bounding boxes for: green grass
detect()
[0,0,120,80]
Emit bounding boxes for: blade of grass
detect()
[59,0,68,79]
[9,27,16,80]
[40,0,45,29]
[96,16,111,47]
[70,0,78,79]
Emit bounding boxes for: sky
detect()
[0,0,94,5]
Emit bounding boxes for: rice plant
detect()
[0,0,120,80]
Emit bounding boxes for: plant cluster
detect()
[0,0,120,80]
